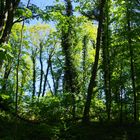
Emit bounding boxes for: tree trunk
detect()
[102,0,111,121]
[42,57,51,97]
[54,69,62,95]
[50,61,56,95]
[126,6,137,122]
[0,0,20,44]
[38,43,43,97]
[62,0,80,119]
[83,0,106,123]
[62,0,78,94]
[15,19,24,114]
[82,36,88,96]
[32,56,36,98]
[0,0,20,68]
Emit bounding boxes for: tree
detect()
[83,0,106,123]
[102,0,112,121]
[0,0,20,68]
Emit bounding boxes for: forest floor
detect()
[61,121,140,140]
[0,115,140,140]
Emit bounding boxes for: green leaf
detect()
[0,94,10,100]
[0,48,5,52]
[23,8,32,18]
[6,52,14,58]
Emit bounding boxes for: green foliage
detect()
[0,43,13,60]
[16,7,32,18]
[0,0,140,139]
[38,94,62,122]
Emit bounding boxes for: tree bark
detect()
[38,43,43,97]
[62,0,78,94]
[102,0,111,121]
[0,0,20,44]
[42,57,51,97]
[0,0,20,68]
[82,36,88,96]
[62,0,80,119]
[126,6,137,122]
[83,0,106,123]
[15,17,24,115]
[32,55,36,98]
[50,61,56,95]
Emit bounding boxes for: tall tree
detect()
[83,0,106,123]
[126,0,137,122]
[102,0,111,121]
[0,0,20,67]
[61,0,80,119]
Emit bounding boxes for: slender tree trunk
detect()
[47,79,53,95]
[20,71,25,103]
[119,63,123,123]
[126,6,137,122]
[120,86,123,123]
[15,19,24,114]
[42,57,51,97]
[38,43,43,97]
[42,49,54,97]
[50,61,56,95]
[102,0,112,121]
[82,36,88,96]
[32,56,36,98]
[14,1,29,139]
[102,40,111,121]
[54,69,62,95]
[15,59,19,114]
[83,0,106,123]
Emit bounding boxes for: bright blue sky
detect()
[21,0,79,26]
[21,0,64,25]
[21,0,77,10]
[20,0,54,25]
[21,0,56,9]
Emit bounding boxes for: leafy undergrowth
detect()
[1,114,140,140]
